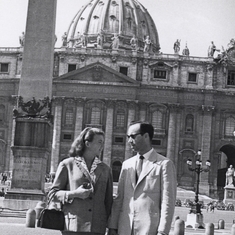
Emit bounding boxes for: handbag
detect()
[37,198,65,230]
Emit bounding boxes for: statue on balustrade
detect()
[173,39,180,54]
[130,35,138,51]
[225,165,235,187]
[19,32,25,47]
[143,35,151,52]
[111,33,119,50]
[62,32,68,47]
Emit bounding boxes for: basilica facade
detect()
[0,0,235,199]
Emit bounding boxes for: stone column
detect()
[125,101,137,160]
[139,102,147,121]
[166,104,179,163]
[103,100,114,166]
[74,98,85,139]
[18,0,57,100]
[5,0,57,210]
[174,108,182,172]
[50,97,63,174]
[199,105,214,193]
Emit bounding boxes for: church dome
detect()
[66,0,160,52]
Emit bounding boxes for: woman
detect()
[48,127,113,235]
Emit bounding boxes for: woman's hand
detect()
[67,184,93,200]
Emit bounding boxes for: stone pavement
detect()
[0,216,233,235]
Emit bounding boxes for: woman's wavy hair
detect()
[68,127,105,157]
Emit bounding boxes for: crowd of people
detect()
[0,173,8,185]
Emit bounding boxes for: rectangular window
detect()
[188,73,197,82]
[154,70,166,79]
[0,63,9,73]
[114,136,124,144]
[68,64,76,72]
[119,67,128,76]
[227,71,235,86]
[152,139,161,146]
[63,134,72,140]
[65,108,74,126]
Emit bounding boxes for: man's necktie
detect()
[136,155,144,182]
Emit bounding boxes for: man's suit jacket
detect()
[109,150,177,235]
[48,157,113,234]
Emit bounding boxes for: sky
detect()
[0,0,234,57]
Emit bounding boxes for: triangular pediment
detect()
[55,62,139,84]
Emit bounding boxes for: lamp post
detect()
[186,150,211,214]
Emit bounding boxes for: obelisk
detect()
[4,0,57,210]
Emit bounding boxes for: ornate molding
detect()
[201,105,215,113]
[13,96,52,120]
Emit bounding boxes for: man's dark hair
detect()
[129,121,154,140]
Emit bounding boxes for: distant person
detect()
[48,127,113,234]
[108,121,177,235]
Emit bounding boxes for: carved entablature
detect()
[201,105,215,113]
[52,96,65,106]
[76,97,86,106]
[166,103,181,112]
[13,96,52,121]
[127,100,138,110]
[105,99,116,108]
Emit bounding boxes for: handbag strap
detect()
[46,192,63,210]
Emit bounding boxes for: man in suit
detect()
[108,121,177,235]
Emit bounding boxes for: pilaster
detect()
[139,102,147,121]
[74,98,85,139]
[200,105,215,193]
[166,103,180,163]
[125,101,137,160]
[50,97,64,173]
[103,100,115,166]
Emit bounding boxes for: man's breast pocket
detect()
[143,175,160,193]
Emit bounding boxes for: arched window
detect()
[65,108,74,126]
[152,110,163,129]
[116,109,125,128]
[225,116,235,136]
[91,107,100,125]
[0,105,5,124]
[185,114,194,132]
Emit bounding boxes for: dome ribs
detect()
[65,0,160,52]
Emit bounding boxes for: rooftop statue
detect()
[173,39,180,54]
[111,33,119,50]
[208,41,220,57]
[19,32,25,47]
[143,35,151,52]
[95,33,103,49]
[62,32,68,47]
[130,35,138,51]
[182,43,190,56]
